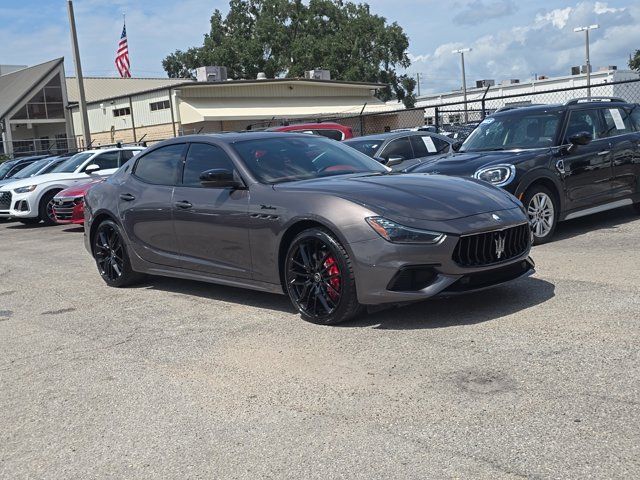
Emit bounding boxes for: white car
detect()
[0,147,144,225]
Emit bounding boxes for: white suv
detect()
[0,147,144,225]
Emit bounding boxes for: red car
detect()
[52,180,103,225]
[268,122,354,140]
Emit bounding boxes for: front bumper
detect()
[0,190,37,219]
[350,216,534,305]
[53,196,85,224]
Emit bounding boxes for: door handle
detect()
[597,150,610,156]
[175,200,193,209]
[119,193,135,201]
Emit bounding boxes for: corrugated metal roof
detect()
[0,58,63,119]
[65,77,190,104]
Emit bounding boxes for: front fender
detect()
[514,168,565,211]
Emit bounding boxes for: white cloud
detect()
[409,1,640,94]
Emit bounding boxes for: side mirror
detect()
[199,168,243,188]
[85,164,101,174]
[452,141,463,152]
[373,156,387,164]
[385,156,404,167]
[569,131,592,146]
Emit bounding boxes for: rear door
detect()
[119,143,187,267]
[172,142,252,278]
[560,108,614,210]
[603,106,640,199]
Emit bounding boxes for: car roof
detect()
[344,131,451,142]
[159,131,324,145]
[81,146,145,154]
[491,98,633,117]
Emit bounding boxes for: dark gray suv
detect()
[84,132,533,325]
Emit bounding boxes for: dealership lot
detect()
[1,210,639,479]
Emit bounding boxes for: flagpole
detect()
[67,0,92,149]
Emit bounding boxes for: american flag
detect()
[115,23,131,78]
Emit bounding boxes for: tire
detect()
[284,228,362,325]
[18,218,41,225]
[633,202,640,214]
[92,219,144,287]
[38,190,61,226]
[524,185,559,245]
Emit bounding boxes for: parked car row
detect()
[2,97,639,325]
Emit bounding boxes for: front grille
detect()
[52,199,76,220]
[453,223,530,267]
[0,191,11,210]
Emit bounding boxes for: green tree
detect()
[162,0,415,107]
[629,49,640,72]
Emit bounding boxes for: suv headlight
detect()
[14,185,37,193]
[366,217,445,244]
[473,164,516,187]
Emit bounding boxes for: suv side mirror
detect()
[569,131,593,146]
[452,141,463,152]
[199,169,244,188]
[85,164,101,174]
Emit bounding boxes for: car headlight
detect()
[366,216,445,244]
[14,185,37,193]
[473,164,516,187]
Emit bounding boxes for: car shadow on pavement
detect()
[138,276,296,314]
[341,276,555,330]
[553,206,638,242]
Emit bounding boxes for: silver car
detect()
[84,133,534,325]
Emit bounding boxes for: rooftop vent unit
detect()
[304,69,331,80]
[501,79,520,85]
[475,79,495,88]
[256,72,267,80]
[571,65,592,75]
[598,65,617,71]
[196,66,228,82]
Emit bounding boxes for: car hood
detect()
[0,172,92,190]
[55,180,103,198]
[274,173,520,221]
[408,149,546,176]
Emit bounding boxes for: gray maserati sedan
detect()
[84,132,535,325]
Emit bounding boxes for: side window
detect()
[411,135,445,157]
[314,129,344,141]
[119,150,137,165]
[601,108,634,136]
[410,136,428,157]
[182,143,235,187]
[88,151,119,170]
[133,144,185,185]
[380,137,414,160]
[564,109,605,142]
[432,137,451,153]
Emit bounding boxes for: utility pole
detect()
[574,24,599,100]
[415,72,421,97]
[452,48,472,123]
[67,0,91,148]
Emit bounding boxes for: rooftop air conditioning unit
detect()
[195,66,228,82]
[304,69,331,80]
[256,72,267,80]
[501,79,520,85]
[475,79,495,88]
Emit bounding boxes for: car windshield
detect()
[233,136,388,184]
[460,110,562,152]
[10,158,52,179]
[343,139,384,158]
[0,161,17,178]
[51,152,93,173]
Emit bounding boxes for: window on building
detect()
[113,107,131,117]
[149,100,170,111]
[425,117,434,125]
[11,75,64,121]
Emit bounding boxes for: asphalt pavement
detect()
[1,208,639,479]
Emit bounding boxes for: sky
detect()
[1,0,638,94]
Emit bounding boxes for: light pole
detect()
[573,24,599,100]
[452,48,472,123]
[67,0,91,149]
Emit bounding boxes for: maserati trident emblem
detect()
[492,214,501,221]
[494,233,506,259]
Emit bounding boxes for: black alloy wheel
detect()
[285,228,361,325]
[93,219,142,287]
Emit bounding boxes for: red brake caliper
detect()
[323,256,341,301]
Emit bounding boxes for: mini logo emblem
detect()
[494,234,506,259]
[492,214,501,221]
